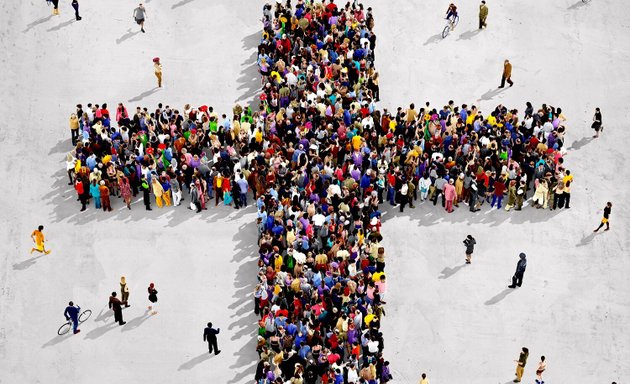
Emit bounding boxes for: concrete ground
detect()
[0,0,628,383]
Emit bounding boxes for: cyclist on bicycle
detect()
[445,3,458,23]
[64,301,81,334]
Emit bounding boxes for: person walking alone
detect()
[479,1,488,29]
[499,59,513,88]
[153,57,162,88]
[147,283,158,315]
[508,252,527,288]
[513,347,529,382]
[203,322,222,355]
[463,235,476,264]
[591,107,603,138]
[133,3,147,33]
[30,225,51,255]
[109,292,126,326]
[593,202,612,232]
[64,301,81,334]
[535,355,546,384]
[120,276,130,308]
[71,0,81,21]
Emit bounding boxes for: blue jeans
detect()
[240,193,247,207]
[387,186,396,205]
[70,317,78,333]
[93,196,101,209]
[491,195,503,208]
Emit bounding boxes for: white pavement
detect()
[0,0,629,383]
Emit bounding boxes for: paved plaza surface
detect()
[1,0,629,383]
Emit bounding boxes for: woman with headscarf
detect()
[151,177,165,208]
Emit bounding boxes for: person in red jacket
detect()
[75,178,87,211]
[491,178,506,209]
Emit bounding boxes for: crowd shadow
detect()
[177,352,212,370]
[227,220,258,383]
[484,288,514,305]
[23,14,54,33]
[47,18,75,32]
[13,255,45,271]
[457,29,481,41]
[116,29,141,44]
[49,138,71,155]
[438,263,466,279]
[172,0,196,9]
[235,30,262,110]
[128,87,160,102]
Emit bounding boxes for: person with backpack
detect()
[463,235,476,264]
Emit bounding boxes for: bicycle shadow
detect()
[423,32,444,46]
[177,352,213,370]
[13,255,45,271]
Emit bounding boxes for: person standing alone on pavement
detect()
[153,57,162,88]
[71,0,81,20]
[463,235,476,264]
[147,283,158,315]
[508,252,527,288]
[204,322,221,355]
[594,202,612,232]
[479,1,488,29]
[120,276,130,307]
[499,59,514,88]
[535,355,546,384]
[109,292,126,326]
[133,3,147,33]
[513,347,529,382]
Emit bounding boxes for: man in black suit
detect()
[203,322,221,355]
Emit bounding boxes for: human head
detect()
[111,291,117,297]
[207,322,213,328]
[519,252,526,259]
[607,202,612,207]
[68,301,74,306]
[422,373,427,379]
[38,225,44,231]
[540,355,545,361]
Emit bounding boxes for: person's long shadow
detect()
[128,87,160,102]
[438,263,467,279]
[83,322,118,340]
[121,309,152,332]
[423,32,443,46]
[116,29,141,44]
[576,232,597,247]
[172,0,195,9]
[177,352,213,370]
[47,18,75,32]
[23,14,54,33]
[42,333,73,348]
[568,0,589,10]
[484,288,515,305]
[13,255,45,271]
[93,307,112,323]
[479,87,508,101]
[567,136,593,151]
[457,29,481,41]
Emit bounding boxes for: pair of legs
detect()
[207,339,221,355]
[594,218,610,232]
[30,243,51,255]
[465,252,472,264]
[491,195,503,209]
[508,272,524,288]
[500,75,514,88]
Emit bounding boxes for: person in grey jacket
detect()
[189,182,201,212]
[508,252,527,288]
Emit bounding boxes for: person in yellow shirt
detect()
[563,170,573,209]
[153,57,162,88]
[30,225,51,255]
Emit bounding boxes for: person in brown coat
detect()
[479,1,488,29]
[500,59,514,88]
[99,180,113,211]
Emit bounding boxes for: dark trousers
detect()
[71,129,79,145]
[399,194,408,212]
[72,2,80,19]
[52,0,59,9]
[479,17,487,29]
[79,194,88,210]
[207,338,219,354]
[114,310,124,325]
[564,192,571,208]
[500,75,513,87]
[511,271,524,287]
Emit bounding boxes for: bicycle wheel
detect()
[442,25,450,38]
[78,309,92,323]
[453,15,460,27]
[57,322,72,336]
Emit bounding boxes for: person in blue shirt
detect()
[64,301,81,334]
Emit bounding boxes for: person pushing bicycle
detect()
[64,301,81,334]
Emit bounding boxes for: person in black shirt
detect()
[463,235,476,264]
[594,202,612,232]
[203,322,221,355]
[591,107,603,138]
[508,253,527,288]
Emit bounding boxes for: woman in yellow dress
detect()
[30,225,51,255]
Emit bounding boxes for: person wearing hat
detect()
[508,253,527,288]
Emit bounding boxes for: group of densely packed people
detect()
[65,0,572,382]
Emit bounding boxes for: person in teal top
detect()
[89,179,101,209]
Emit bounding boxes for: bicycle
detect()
[442,14,460,38]
[57,309,92,335]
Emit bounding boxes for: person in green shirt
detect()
[514,346,529,382]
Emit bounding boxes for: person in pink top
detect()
[444,178,457,213]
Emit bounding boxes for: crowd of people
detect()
[64,1,574,382]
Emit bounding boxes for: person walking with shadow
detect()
[499,59,514,88]
[120,276,130,308]
[203,322,221,355]
[508,252,527,288]
[133,3,147,33]
[593,202,612,232]
[479,1,488,29]
[109,292,126,326]
[153,57,162,88]
[513,347,529,382]
[30,225,52,255]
